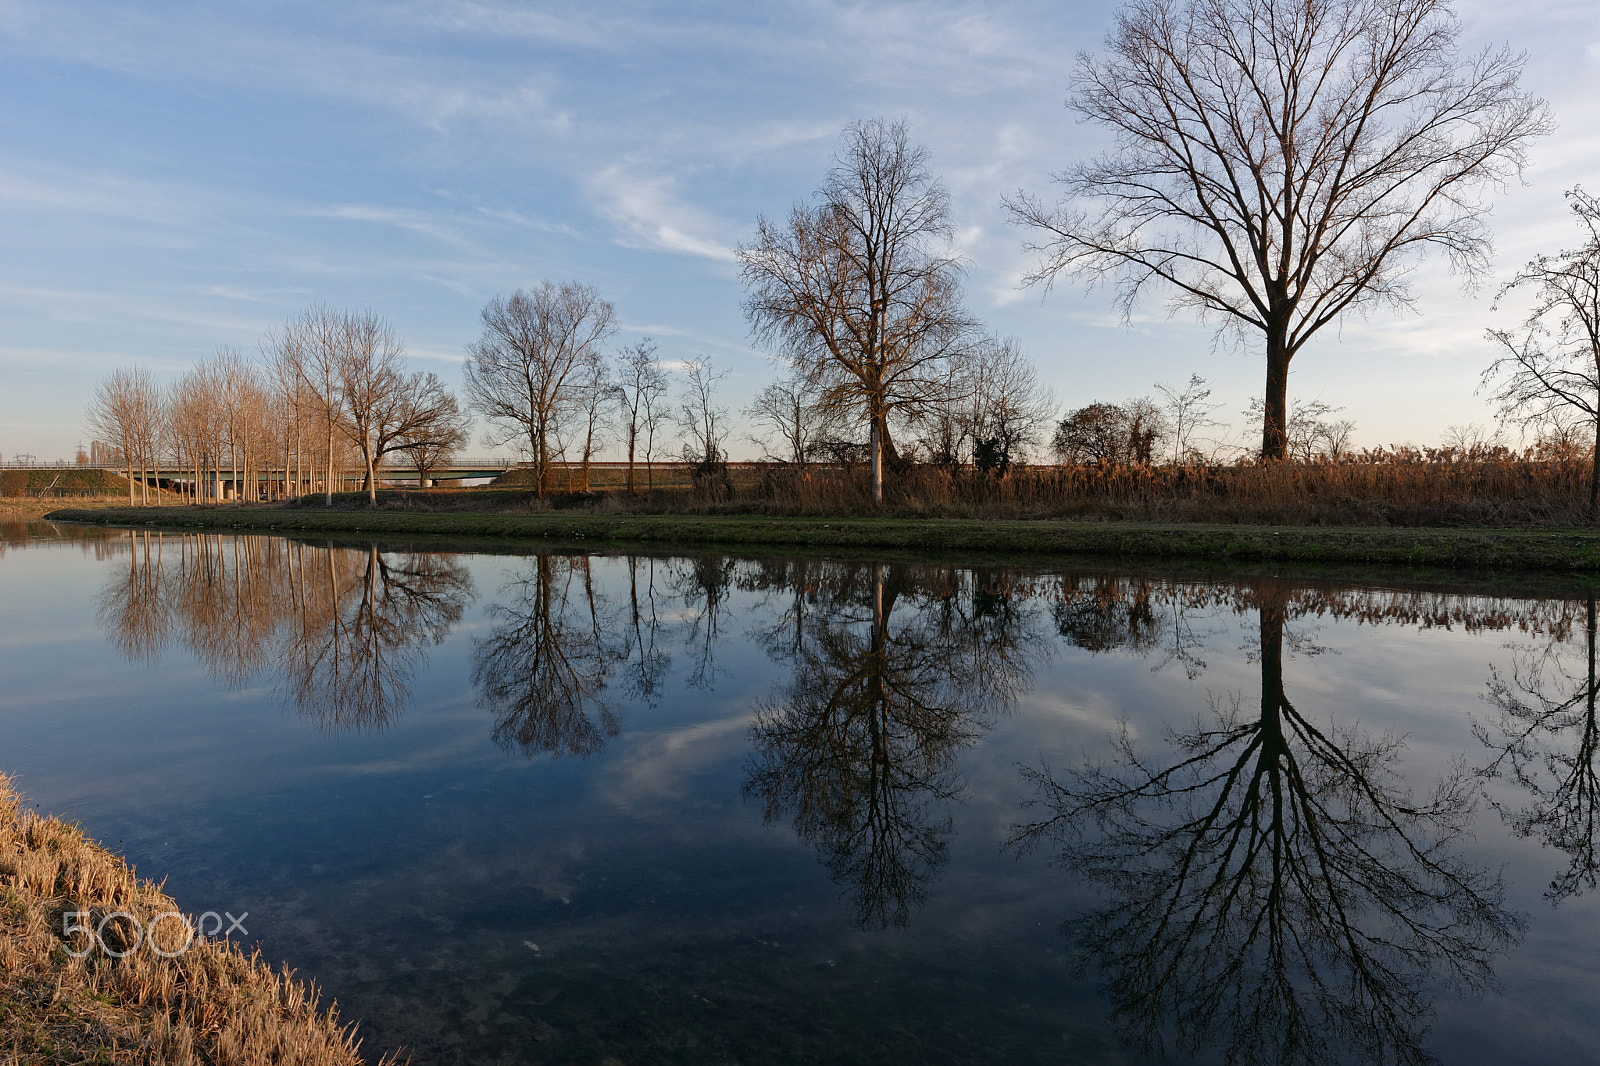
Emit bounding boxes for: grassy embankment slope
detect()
[45,502,1600,572]
[0,776,387,1065]
[3,470,181,518]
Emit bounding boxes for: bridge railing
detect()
[0,458,523,471]
[0,458,92,469]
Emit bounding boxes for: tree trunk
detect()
[324,417,335,506]
[870,420,883,504]
[1590,414,1599,519]
[1258,601,1290,761]
[1261,325,1292,461]
[626,431,637,494]
[533,420,549,499]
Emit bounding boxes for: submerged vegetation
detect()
[0,776,386,1065]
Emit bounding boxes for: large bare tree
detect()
[1008,0,1550,459]
[1483,188,1600,513]
[740,118,975,502]
[463,281,617,497]
[332,311,406,503]
[386,372,471,489]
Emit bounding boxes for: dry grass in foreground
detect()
[0,776,395,1065]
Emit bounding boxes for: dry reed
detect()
[524,446,1600,527]
[0,775,397,1065]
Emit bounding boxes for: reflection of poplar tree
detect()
[746,564,1036,928]
[96,533,471,733]
[473,553,624,758]
[97,530,171,664]
[1478,594,1600,901]
[1015,592,1521,1066]
[622,555,671,706]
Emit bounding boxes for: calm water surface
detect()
[3,521,1600,1064]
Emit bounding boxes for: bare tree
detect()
[198,348,267,505]
[570,351,612,491]
[1155,374,1222,464]
[1484,188,1600,513]
[263,327,311,500]
[740,118,975,502]
[964,337,1054,477]
[331,312,406,503]
[1008,0,1550,460]
[463,281,617,497]
[167,368,214,503]
[745,372,843,468]
[1440,421,1504,453]
[387,373,471,488]
[676,357,732,480]
[85,366,162,505]
[355,370,464,492]
[1245,396,1357,461]
[614,339,670,492]
[281,304,350,504]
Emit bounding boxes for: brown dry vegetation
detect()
[0,776,391,1065]
[476,449,1600,527]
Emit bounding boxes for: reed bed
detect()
[0,776,394,1065]
[526,447,1600,527]
[80,447,1600,530]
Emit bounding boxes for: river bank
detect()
[43,504,1600,572]
[0,775,384,1064]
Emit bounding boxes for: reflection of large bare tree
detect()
[745,563,1039,928]
[1015,590,1522,1066]
[472,554,625,758]
[1477,594,1600,902]
[285,543,472,732]
[96,533,472,731]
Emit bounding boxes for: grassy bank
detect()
[2,496,166,520]
[45,503,1600,572]
[0,776,387,1064]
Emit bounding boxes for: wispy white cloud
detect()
[588,164,741,262]
[310,204,485,253]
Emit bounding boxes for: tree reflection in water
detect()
[286,544,472,732]
[1477,594,1600,902]
[1014,584,1524,1066]
[744,563,1042,928]
[96,532,472,731]
[472,553,626,758]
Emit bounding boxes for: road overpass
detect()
[1,457,521,496]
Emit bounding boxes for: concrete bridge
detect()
[1,457,521,496]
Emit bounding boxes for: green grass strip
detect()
[42,505,1600,572]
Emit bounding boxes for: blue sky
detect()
[2,0,1598,461]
